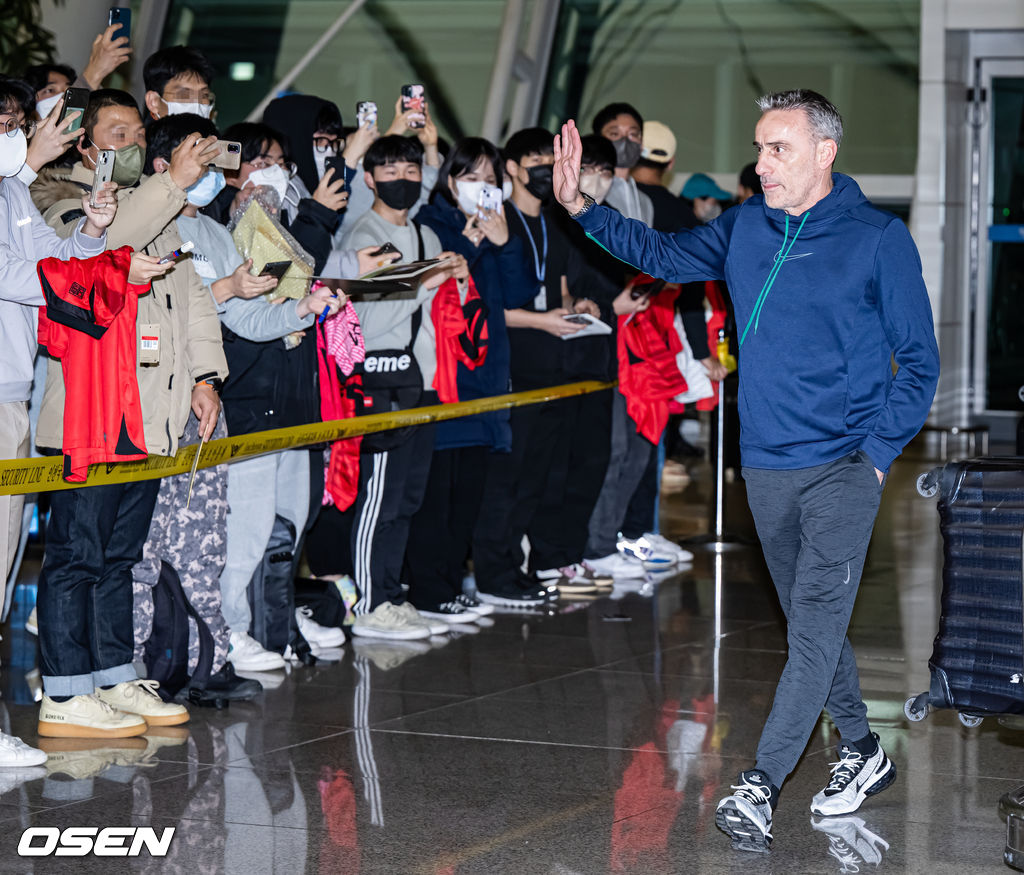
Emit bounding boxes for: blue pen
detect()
[318,295,338,324]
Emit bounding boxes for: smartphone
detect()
[108,7,131,42]
[259,260,291,279]
[209,140,241,171]
[400,84,425,129]
[476,186,503,217]
[57,87,91,135]
[89,149,114,208]
[324,154,347,191]
[356,101,377,128]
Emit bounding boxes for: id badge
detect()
[139,323,160,365]
[533,283,547,310]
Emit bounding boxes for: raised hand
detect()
[552,120,586,213]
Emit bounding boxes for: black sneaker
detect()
[810,733,896,816]
[454,593,495,616]
[715,769,775,852]
[477,579,546,607]
[179,661,262,707]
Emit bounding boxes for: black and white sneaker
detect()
[811,814,890,871]
[476,580,547,608]
[417,602,480,624]
[454,593,495,616]
[715,769,775,852]
[810,734,895,816]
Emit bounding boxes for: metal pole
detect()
[246,0,370,121]
[508,0,561,132]
[480,0,526,143]
[715,384,726,539]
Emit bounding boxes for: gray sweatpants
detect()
[743,449,885,788]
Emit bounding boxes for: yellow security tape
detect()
[0,381,615,496]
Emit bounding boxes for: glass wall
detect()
[541,0,920,176]
[163,0,920,177]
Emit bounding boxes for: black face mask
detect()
[375,178,421,211]
[524,164,553,203]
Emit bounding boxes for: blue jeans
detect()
[38,480,160,696]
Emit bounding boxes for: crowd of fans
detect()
[0,25,762,758]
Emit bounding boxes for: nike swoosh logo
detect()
[779,251,813,260]
[842,562,851,584]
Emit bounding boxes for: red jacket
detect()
[617,283,687,443]
[430,275,488,404]
[36,247,149,482]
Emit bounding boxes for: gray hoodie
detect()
[0,175,104,403]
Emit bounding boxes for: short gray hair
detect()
[756,89,843,149]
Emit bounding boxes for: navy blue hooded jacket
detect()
[575,173,939,472]
[417,196,535,452]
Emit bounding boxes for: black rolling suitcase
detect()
[906,459,1024,727]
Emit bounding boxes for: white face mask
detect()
[580,172,614,206]
[454,179,491,217]
[35,92,64,120]
[164,100,213,119]
[244,164,289,202]
[0,129,28,178]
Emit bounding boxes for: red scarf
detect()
[430,275,488,403]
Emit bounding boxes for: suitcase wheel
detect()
[958,712,984,729]
[905,694,929,722]
[916,470,939,498]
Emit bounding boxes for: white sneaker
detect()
[95,679,189,727]
[229,630,287,671]
[38,694,148,739]
[642,533,694,563]
[416,602,481,624]
[395,601,449,635]
[810,735,896,816]
[0,731,47,767]
[295,606,346,648]
[25,606,38,636]
[715,769,775,852]
[617,535,677,570]
[351,602,432,640]
[585,552,647,580]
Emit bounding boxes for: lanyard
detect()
[508,201,547,286]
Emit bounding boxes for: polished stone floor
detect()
[0,438,1020,873]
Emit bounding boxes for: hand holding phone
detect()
[90,150,115,208]
[258,260,292,279]
[58,88,91,135]
[209,140,241,171]
[107,7,131,42]
[356,101,378,128]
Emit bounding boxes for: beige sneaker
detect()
[38,694,147,739]
[96,680,189,727]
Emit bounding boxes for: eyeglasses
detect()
[3,117,36,138]
[313,136,341,154]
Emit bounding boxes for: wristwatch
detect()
[569,193,596,219]
[195,375,224,394]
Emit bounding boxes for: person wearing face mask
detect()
[0,76,127,749]
[34,94,230,734]
[406,137,534,622]
[142,46,216,122]
[468,127,607,607]
[681,172,734,224]
[339,134,471,641]
[129,114,342,690]
[202,121,344,274]
[593,102,654,226]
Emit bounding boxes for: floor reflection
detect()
[0,443,1018,873]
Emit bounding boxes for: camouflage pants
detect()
[132,411,232,673]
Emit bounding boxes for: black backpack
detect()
[248,515,317,664]
[143,561,215,702]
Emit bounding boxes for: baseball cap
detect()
[641,121,676,163]
[682,172,732,201]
